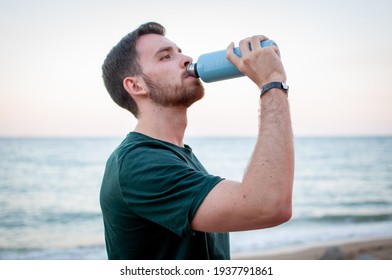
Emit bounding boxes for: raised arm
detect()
[191,35,294,232]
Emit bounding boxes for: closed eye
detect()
[155,45,182,61]
[160,54,172,60]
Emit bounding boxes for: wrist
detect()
[260,82,289,98]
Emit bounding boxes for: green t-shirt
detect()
[100,132,230,259]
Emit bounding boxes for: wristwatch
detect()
[260,82,289,98]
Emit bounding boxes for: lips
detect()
[183,71,198,80]
[183,71,190,79]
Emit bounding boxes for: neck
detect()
[134,105,188,147]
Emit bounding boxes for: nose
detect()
[181,54,193,69]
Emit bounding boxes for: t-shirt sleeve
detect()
[118,145,223,238]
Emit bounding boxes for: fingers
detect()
[250,35,269,51]
[226,34,285,88]
[236,35,270,55]
[272,44,281,58]
[228,35,270,54]
[226,35,272,66]
[226,42,240,65]
[238,37,251,56]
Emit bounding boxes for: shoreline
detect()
[233,235,392,260]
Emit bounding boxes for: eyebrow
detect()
[154,46,182,57]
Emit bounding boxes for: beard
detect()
[142,73,204,108]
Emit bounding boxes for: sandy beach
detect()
[233,236,392,260]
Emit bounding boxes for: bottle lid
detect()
[186,63,199,78]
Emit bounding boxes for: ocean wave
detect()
[0,244,107,260]
[294,213,392,224]
[0,211,102,228]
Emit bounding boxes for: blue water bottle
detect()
[187,40,277,83]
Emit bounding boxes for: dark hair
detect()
[102,22,166,117]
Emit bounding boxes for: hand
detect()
[226,35,287,89]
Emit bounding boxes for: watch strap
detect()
[260,82,289,98]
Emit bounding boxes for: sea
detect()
[0,136,391,259]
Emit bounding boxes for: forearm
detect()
[191,90,293,232]
[242,88,294,221]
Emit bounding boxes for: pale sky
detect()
[0,0,391,137]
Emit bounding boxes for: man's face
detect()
[136,34,204,107]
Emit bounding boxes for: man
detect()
[100,22,294,260]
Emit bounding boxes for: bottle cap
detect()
[186,63,199,78]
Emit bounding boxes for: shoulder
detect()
[114,133,192,176]
[119,133,187,163]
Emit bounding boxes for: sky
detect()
[0,0,391,137]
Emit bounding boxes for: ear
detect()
[123,76,147,97]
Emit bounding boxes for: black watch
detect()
[260,82,289,98]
